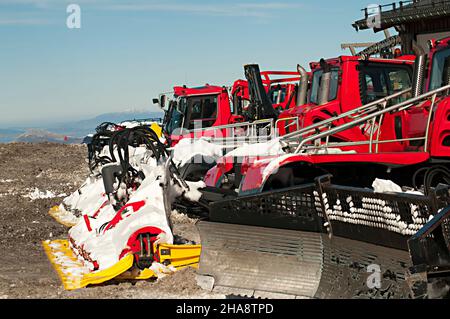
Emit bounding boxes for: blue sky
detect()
[0,0,389,127]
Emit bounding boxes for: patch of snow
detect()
[184,181,206,202]
[23,188,57,200]
[0,179,16,183]
[51,204,80,226]
[372,179,403,193]
[225,139,285,157]
[62,175,107,216]
[119,120,161,128]
[171,210,197,225]
[49,241,91,279]
[172,138,224,167]
[314,148,357,155]
[149,262,176,278]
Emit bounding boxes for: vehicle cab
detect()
[157,85,242,146]
[277,55,415,139]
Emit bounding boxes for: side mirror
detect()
[160,94,166,109]
[153,94,167,110]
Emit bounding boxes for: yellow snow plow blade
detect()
[48,206,78,228]
[43,239,134,290]
[42,239,201,290]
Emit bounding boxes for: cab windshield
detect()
[163,94,218,135]
[164,101,183,135]
[429,47,450,91]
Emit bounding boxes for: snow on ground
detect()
[22,188,66,201]
[0,190,18,197]
[0,179,17,183]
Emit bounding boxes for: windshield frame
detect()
[164,99,184,135]
[309,67,340,105]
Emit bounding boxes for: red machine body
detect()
[205,37,450,195]
[278,55,416,138]
[162,70,302,146]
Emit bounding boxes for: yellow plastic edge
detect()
[42,239,133,290]
[48,206,78,228]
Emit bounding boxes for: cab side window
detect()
[269,86,287,104]
[363,71,388,103]
[360,63,412,105]
[187,95,218,129]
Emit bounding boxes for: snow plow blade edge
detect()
[43,240,201,290]
[196,221,413,299]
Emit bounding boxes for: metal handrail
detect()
[186,118,277,148]
[189,118,274,134]
[275,117,300,137]
[279,88,411,142]
[294,84,450,154]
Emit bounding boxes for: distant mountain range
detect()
[0,111,164,144]
[14,129,83,144]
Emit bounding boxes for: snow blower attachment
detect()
[49,120,164,226]
[45,124,202,290]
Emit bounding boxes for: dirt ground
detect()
[0,143,221,299]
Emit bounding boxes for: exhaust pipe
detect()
[412,42,426,97]
[318,59,331,106]
[296,64,309,106]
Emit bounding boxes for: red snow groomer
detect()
[153,68,305,148]
[196,6,450,298]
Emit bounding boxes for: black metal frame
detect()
[353,1,450,31]
[408,205,450,270]
[208,175,448,250]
